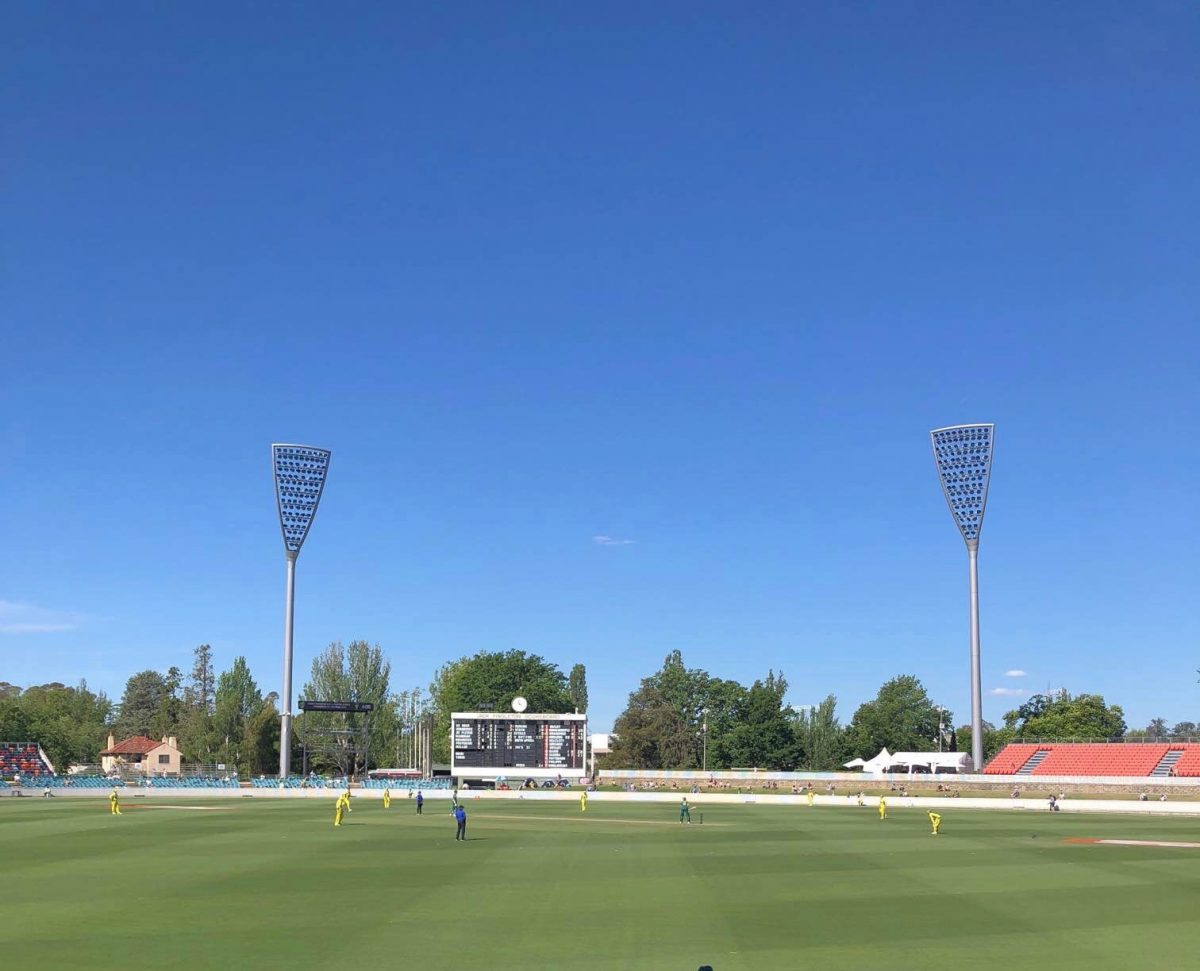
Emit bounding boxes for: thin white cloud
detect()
[1004,669,1027,678]
[593,535,636,547]
[0,600,84,634]
[989,687,1025,697]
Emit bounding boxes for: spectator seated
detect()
[361,778,451,790]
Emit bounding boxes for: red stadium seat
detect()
[986,742,1200,777]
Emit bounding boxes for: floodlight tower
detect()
[271,444,332,779]
[930,424,994,774]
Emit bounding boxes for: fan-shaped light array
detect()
[272,445,331,554]
[931,424,993,543]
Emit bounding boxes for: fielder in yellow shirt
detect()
[806,790,814,808]
[878,797,887,820]
[580,791,587,813]
[334,793,348,827]
[109,788,121,816]
[928,811,942,836]
[382,787,391,809]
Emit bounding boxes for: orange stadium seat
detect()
[1170,747,1200,777]
[982,743,1043,774]
[986,742,1200,777]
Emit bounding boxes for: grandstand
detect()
[986,743,1200,777]
[1,742,54,779]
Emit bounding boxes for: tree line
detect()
[604,652,955,771]
[2,648,1194,775]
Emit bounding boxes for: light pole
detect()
[930,424,994,774]
[272,443,331,779]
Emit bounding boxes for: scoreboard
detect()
[451,712,587,776]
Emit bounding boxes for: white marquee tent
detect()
[843,748,971,775]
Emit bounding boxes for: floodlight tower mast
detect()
[272,444,332,779]
[930,424,994,774]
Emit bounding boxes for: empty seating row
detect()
[981,743,1042,775]
[987,743,1200,777]
[1172,748,1200,777]
[17,775,117,788]
[1032,744,1168,776]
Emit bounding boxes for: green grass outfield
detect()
[2,797,1198,970]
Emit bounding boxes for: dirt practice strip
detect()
[1066,837,1200,849]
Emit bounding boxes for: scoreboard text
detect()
[452,715,585,771]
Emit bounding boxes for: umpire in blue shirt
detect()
[454,804,467,841]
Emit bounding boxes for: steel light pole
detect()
[930,424,994,773]
[272,444,331,779]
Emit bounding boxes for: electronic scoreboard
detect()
[451,711,587,778]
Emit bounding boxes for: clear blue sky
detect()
[3,2,1197,734]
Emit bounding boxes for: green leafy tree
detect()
[115,670,171,738]
[567,664,589,713]
[845,675,948,759]
[213,657,262,773]
[0,694,31,741]
[720,672,798,770]
[186,644,215,714]
[795,695,846,771]
[1145,717,1169,739]
[299,641,392,775]
[608,651,710,770]
[148,666,184,741]
[177,645,218,762]
[700,678,749,770]
[244,696,281,776]
[429,650,573,763]
[0,681,112,772]
[1171,721,1197,739]
[1003,691,1126,740]
[956,722,1014,764]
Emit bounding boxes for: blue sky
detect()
[3,3,1197,734]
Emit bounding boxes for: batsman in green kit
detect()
[680,797,692,824]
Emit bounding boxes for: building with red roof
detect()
[100,734,183,777]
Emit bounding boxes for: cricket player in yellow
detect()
[580,791,587,813]
[878,797,887,820]
[806,790,814,808]
[109,788,121,815]
[382,787,391,809]
[334,793,348,827]
[928,810,942,836]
